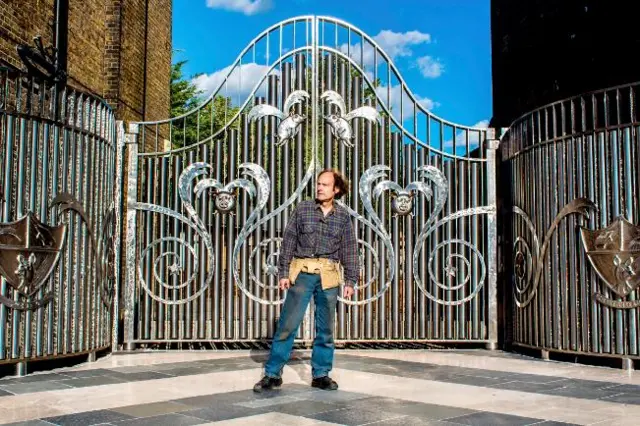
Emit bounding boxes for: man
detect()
[253,169,359,392]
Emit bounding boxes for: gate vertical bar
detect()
[124,123,140,350]
[267,77,277,339]
[486,133,499,348]
[226,130,238,339]
[306,15,319,342]
[311,16,318,186]
[0,107,15,362]
[112,121,125,350]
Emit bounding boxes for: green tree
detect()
[170,58,240,149]
[171,60,201,117]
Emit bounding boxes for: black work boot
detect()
[311,376,339,390]
[253,376,283,393]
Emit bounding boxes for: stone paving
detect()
[0,350,638,425]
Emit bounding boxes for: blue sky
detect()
[172,0,492,129]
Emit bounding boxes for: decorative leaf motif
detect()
[320,90,347,115]
[247,104,286,122]
[369,166,438,217]
[223,179,257,199]
[282,90,310,113]
[344,105,382,124]
[373,181,403,200]
[194,178,224,198]
[405,181,432,200]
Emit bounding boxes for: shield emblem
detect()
[0,212,66,298]
[580,216,640,298]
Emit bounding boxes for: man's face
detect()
[316,172,339,202]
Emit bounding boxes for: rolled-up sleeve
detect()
[340,216,359,287]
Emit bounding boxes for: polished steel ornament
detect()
[372,174,433,217]
[247,89,310,147]
[513,198,597,308]
[97,205,117,307]
[233,160,317,305]
[133,162,269,305]
[321,90,382,148]
[190,163,258,214]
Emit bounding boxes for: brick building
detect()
[0,0,172,123]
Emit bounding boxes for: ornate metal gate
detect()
[119,16,498,348]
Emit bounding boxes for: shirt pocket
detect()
[323,221,342,251]
[299,223,316,248]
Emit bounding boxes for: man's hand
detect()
[343,286,354,299]
[279,278,291,290]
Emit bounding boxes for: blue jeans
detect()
[264,272,339,379]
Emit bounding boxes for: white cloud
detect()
[192,62,278,102]
[192,61,440,123]
[415,56,444,78]
[205,0,272,15]
[338,29,431,68]
[417,96,438,111]
[472,120,490,129]
[443,120,489,150]
[374,30,431,59]
[374,83,439,120]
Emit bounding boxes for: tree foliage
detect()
[170,58,240,149]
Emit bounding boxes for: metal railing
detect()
[500,81,640,362]
[0,67,117,372]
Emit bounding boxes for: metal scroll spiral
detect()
[411,167,496,306]
[338,164,438,305]
[232,160,319,305]
[337,165,400,305]
[513,198,597,308]
[96,205,116,307]
[341,165,448,304]
[51,194,114,309]
[133,162,249,305]
[233,89,325,305]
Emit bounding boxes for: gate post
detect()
[112,121,126,352]
[123,123,139,351]
[486,131,500,350]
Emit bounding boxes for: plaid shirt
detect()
[278,199,359,287]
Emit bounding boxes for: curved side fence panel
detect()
[0,68,116,372]
[501,82,640,361]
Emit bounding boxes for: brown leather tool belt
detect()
[288,257,344,290]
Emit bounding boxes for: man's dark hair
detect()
[318,169,349,199]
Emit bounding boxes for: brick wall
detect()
[144,0,171,123]
[0,0,171,124]
[118,0,147,121]
[105,0,123,108]
[68,0,105,94]
[0,0,54,71]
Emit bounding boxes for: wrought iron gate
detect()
[119,16,498,348]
